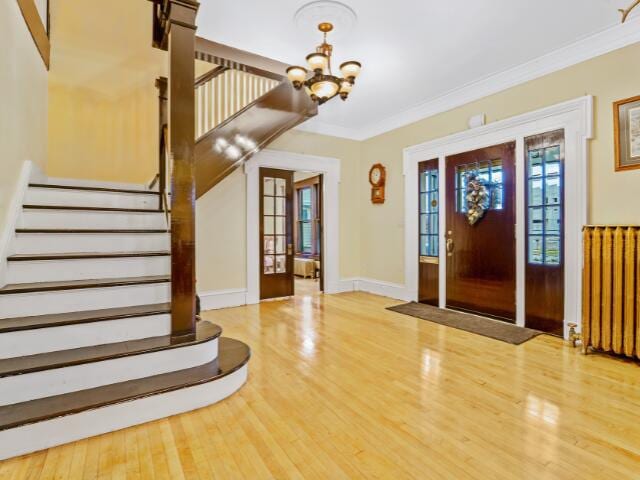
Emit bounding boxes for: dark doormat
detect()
[387,302,543,345]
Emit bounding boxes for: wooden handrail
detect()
[195,36,287,82]
[155,77,168,211]
[194,65,228,88]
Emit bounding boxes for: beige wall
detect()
[0,0,48,237]
[46,0,166,184]
[195,130,362,292]
[360,42,640,285]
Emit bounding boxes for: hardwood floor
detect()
[2,291,640,479]
[294,277,320,297]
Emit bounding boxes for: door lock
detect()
[287,244,293,255]
[446,238,454,256]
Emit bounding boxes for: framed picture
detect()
[614,95,640,171]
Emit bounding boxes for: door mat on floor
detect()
[387,302,543,345]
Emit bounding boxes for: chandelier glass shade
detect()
[287,22,361,105]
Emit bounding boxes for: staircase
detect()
[0,181,250,460]
[191,36,318,198]
[0,0,315,460]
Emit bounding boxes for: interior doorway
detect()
[445,142,517,322]
[292,171,324,298]
[258,167,324,301]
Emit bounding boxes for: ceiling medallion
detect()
[294,1,357,41]
[286,22,361,105]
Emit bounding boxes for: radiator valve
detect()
[567,323,581,348]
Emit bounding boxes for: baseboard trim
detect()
[199,289,248,311]
[0,161,33,288]
[45,177,153,192]
[199,277,411,309]
[353,278,411,302]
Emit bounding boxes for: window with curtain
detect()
[295,178,321,257]
[298,187,313,254]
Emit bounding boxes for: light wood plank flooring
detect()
[2,291,640,479]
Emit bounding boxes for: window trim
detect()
[294,176,321,258]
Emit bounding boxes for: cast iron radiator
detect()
[582,226,640,358]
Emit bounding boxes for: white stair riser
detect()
[0,314,171,359]
[25,188,159,210]
[0,338,218,406]
[20,210,166,230]
[15,233,170,254]
[7,256,170,284]
[0,283,170,319]
[0,365,247,460]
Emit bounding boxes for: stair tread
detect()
[23,205,164,213]
[0,337,249,431]
[29,183,160,196]
[8,251,170,261]
[0,321,220,378]
[16,228,169,234]
[0,275,170,295]
[0,303,171,333]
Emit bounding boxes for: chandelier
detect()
[286,22,361,105]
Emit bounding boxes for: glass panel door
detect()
[260,168,294,299]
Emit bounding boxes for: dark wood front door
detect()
[260,168,294,300]
[445,142,516,321]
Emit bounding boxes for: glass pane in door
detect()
[263,175,288,275]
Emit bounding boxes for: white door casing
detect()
[403,96,593,338]
[244,149,341,304]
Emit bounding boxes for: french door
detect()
[260,168,294,299]
[445,142,516,322]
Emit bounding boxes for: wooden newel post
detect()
[166,0,199,338]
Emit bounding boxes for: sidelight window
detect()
[419,168,439,257]
[527,145,562,265]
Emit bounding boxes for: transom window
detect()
[419,168,439,257]
[455,159,503,213]
[263,177,287,275]
[527,145,562,265]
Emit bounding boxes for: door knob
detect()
[446,238,454,256]
[287,244,293,255]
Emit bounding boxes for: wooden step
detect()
[7,251,170,262]
[0,303,170,333]
[0,321,220,378]
[16,228,169,234]
[29,183,160,196]
[23,205,164,214]
[0,275,170,295]
[0,337,249,431]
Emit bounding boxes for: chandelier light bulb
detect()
[339,81,353,100]
[310,80,340,101]
[306,53,329,73]
[286,66,307,89]
[339,61,361,82]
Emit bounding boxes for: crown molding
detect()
[294,117,364,140]
[297,15,640,141]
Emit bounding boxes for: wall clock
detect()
[368,163,386,204]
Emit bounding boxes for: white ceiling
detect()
[197,0,639,139]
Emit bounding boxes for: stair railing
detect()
[150,0,199,340]
[150,0,316,340]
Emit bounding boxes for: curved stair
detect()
[0,181,250,460]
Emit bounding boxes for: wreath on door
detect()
[465,172,490,225]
